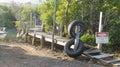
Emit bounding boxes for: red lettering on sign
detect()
[96,32,108,37]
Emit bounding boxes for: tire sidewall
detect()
[64,39,84,58]
[68,20,85,38]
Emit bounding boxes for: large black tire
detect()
[68,20,85,38]
[64,39,84,58]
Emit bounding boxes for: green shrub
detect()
[81,33,96,46]
[109,25,120,46]
[100,23,120,52]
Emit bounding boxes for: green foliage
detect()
[0,5,15,28]
[21,5,32,21]
[37,0,120,34]
[15,21,21,27]
[109,24,120,46]
[103,23,120,51]
[38,0,54,32]
[81,33,96,46]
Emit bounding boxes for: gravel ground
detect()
[0,42,105,67]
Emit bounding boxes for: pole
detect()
[51,0,57,50]
[97,12,103,50]
[99,12,102,32]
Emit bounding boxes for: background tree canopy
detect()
[37,0,120,50]
[0,5,16,28]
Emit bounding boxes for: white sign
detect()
[96,32,109,43]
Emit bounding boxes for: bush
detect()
[101,24,120,52]
[81,33,96,46]
[109,25,120,46]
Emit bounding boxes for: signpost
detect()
[97,12,109,51]
[97,12,103,50]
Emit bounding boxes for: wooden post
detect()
[51,0,57,50]
[41,35,45,48]
[32,34,36,45]
[25,22,28,42]
[32,14,37,45]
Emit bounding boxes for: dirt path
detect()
[0,42,104,67]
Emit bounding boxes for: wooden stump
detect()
[32,34,36,45]
[51,39,57,50]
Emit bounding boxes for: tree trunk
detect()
[51,0,57,51]
[65,1,69,31]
